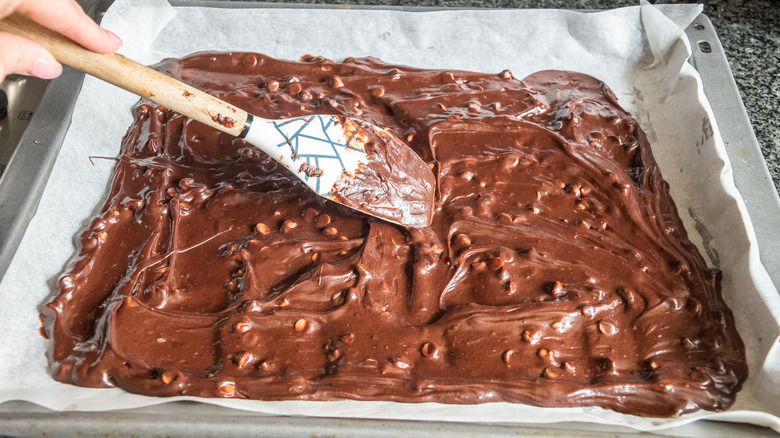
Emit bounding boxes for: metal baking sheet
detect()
[683,15,780,293]
[0,66,85,281]
[0,1,778,436]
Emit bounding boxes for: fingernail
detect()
[106,30,123,46]
[27,57,63,79]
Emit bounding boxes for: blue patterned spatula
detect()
[1,13,436,228]
[237,113,435,228]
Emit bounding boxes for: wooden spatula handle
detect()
[0,12,248,137]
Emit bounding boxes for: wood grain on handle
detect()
[0,12,248,137]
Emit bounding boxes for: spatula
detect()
[0,12,436,228]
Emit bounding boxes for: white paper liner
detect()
[0,0,778,433]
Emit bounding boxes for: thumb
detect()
[0,31,62,79]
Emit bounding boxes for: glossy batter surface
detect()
[41,53,747,417]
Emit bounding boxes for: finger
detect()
[17,0,121,53]
[0,31,62,79]
[0,0,24,19]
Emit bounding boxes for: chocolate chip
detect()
[282,220,297,233]
[420,342,437,357]
[441,71,456,82]
[161,370,175,385]
[453,233,471,246]
[218,381,236,396]
[288,82,302,95]
[521,329,539,344]
[498,213,513,225]
[502,350,513,364]
[304,207,319,221]
[546,281,565,297]
[370,86,385,97]
[512,215,527,224]
[487,257,504,270]
[235,352,251,368]
[597,321,617,335]
[233,321,250,333]
[315,214,331,227]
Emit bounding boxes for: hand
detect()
[0,0,121,81]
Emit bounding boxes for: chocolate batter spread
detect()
[41,53,747,417]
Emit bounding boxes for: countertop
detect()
[245,0,780,196]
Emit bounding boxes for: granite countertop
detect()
[247,0,780,196]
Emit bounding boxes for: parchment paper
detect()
[1,0,779,432]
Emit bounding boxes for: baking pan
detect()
[0,64,84,281]
[0,1,777,436]
[683,15,780,292]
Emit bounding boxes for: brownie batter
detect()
[41,53,747,417]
